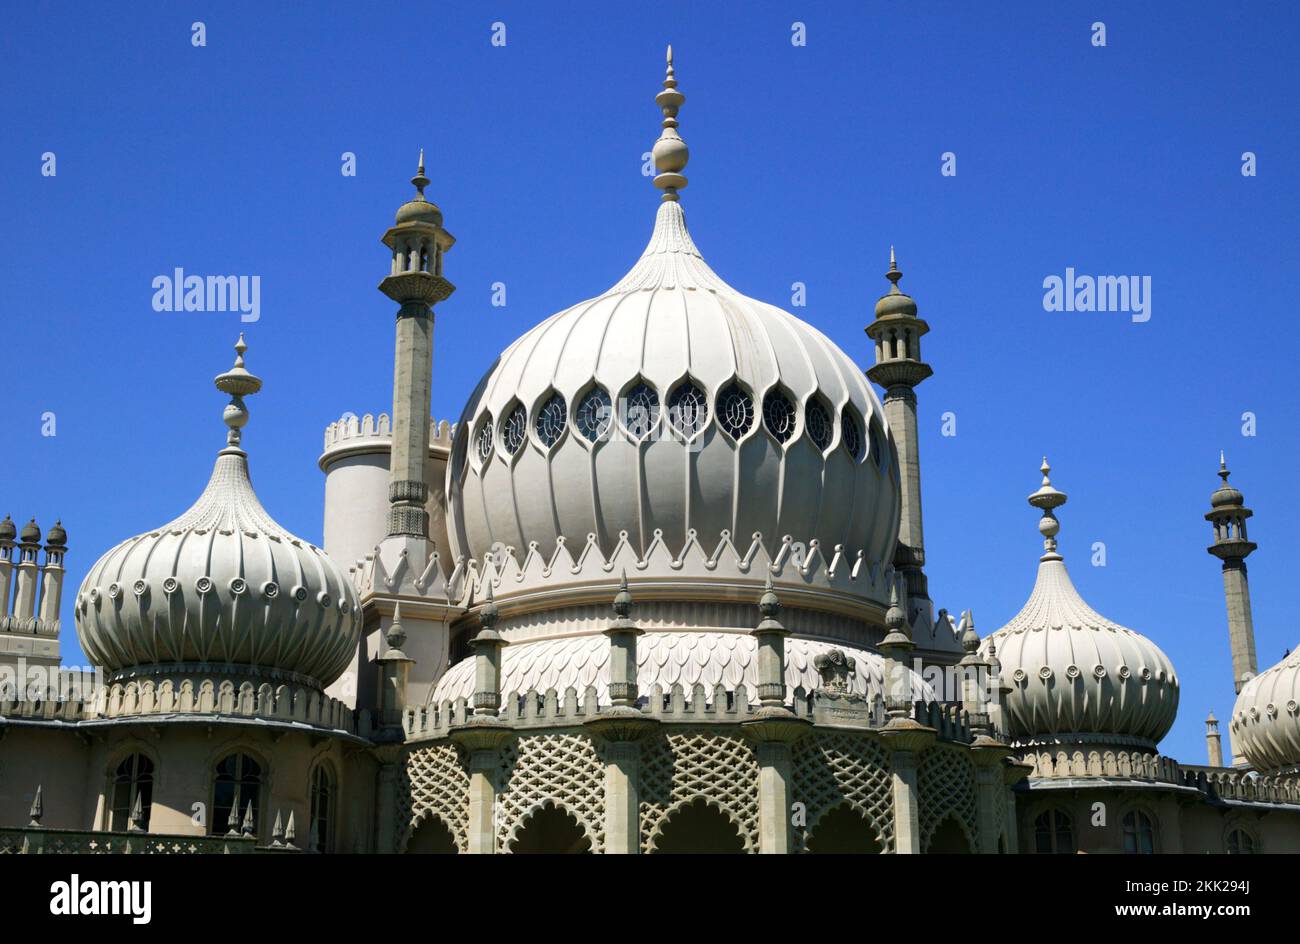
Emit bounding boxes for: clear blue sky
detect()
[2,1,1297,763]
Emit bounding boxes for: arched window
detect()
[211,753,262,837]
[500,404,527,455]
[309,764,336,853]
[1122,810,1155,854]
[805,399,833,451]
[108,754,154,832]
[1033,808,1075,854]
[762,388,797,443]
[622,382,660,441]
[1226,828,1255,854]
[841,407,864,461]
[575,386,613,442]
[668,382,709,438]
[534,392,567,447]
[716,383,755,439]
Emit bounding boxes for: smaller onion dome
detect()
[394,149,444,225]
[0,515,15,542]
[1231,652,1300,771]
[1209,451,1244,508]
[45,520,67,548]
[980,459,1179,748]
[75,336,362,688]
[19,518,40,545]
[873,247,919,319]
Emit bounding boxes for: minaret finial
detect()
[214,333,263,451]
[411,149,430,199]
[651,45,688,202]
[886,245,902,290]
[1219,449,1230,483]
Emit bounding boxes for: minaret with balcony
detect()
[866,249,933,622]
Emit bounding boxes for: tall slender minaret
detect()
[1205,452,1258,695]
[379,152,456,541]
[865,250,933,614]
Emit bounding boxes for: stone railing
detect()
[1181,765,1300,805]
[2,675,360,738]
[0,826,261,854]
[404,683,931,741]
[1018,747,1181,782]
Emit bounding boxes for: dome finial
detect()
[886,245,903,292]
[214,333,263,451]
[1219,449,1230,484]
[651,45,689,202]
[411,148,430,199]
[1028,456,1068,557]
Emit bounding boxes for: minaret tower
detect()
[1205,452,1258,695]
[379,152,455,541]
[865,249,933,616]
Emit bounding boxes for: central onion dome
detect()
[980,461,1179,748]
[446,49,900,604]
[76,337,362,688]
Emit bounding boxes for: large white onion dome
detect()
[76,337,362,688]
[445,49,900,606]
[1231,653,1300,771]
[980,460,1178,748]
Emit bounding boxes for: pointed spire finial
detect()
[411,148,430,198]
[612,569,634,620]
[1219,449,1231,483]
[886,245,903,290]
[28,785,42,826]
[651,45,689,201]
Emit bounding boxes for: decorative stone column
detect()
[585,574,658,854]
[970,738,1013,854]
[878,572,935,853]
[449,584,512,854]
[741,576,810,854]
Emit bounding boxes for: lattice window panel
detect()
[497,732,605,853]
[640,729,760,853]
[399,742,470,853]
[917,745,978,852]
[792,731,893,853]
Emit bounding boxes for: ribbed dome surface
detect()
[981,553,1179,746]
[446,199,900,604]
[77,339,361,688]
[76,448,361,686]
[1232,653,1300,770]
[431,631,933,707]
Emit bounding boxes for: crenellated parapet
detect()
[320,412,457,468]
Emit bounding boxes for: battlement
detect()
[320,411,457,468]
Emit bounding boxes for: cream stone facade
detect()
[3,50,1300,855]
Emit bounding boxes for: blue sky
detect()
[2,1,1297,763]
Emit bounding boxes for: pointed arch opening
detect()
[805,803,883,854]
[508,803,592,854]
[926,815,973,854]
[651,798,746,854]
[405,815,459,854]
